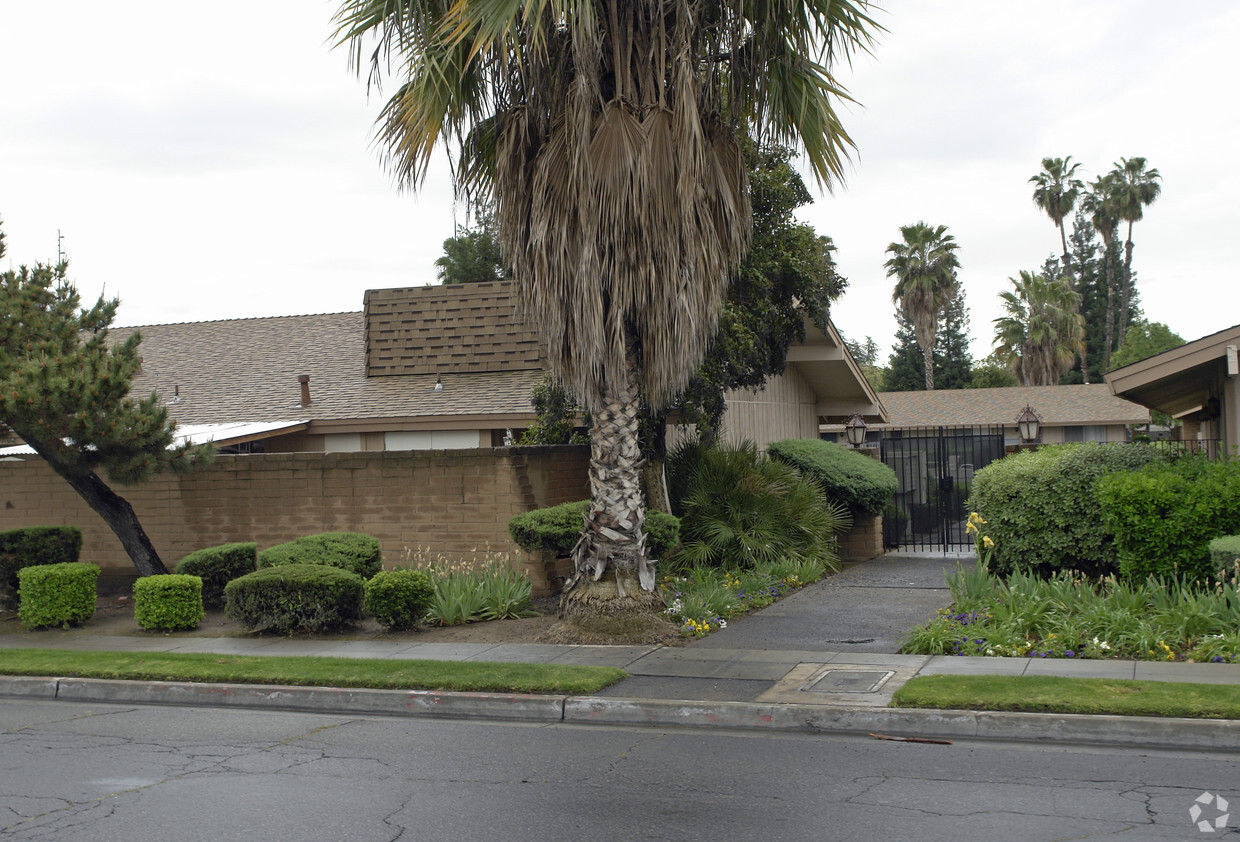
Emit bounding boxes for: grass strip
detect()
[0,648,625,695]
[893,674,1240,720]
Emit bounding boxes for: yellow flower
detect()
[983,536,995,549]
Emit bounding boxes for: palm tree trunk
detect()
[561,334,663,631]
[28,442,169,576]
[922,344,935,391]
[1103,241,1117,370]
[1119,224,1135,349]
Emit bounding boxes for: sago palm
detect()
[885,222,960,390]
[332,0,878,633]
[993,271,1084,387]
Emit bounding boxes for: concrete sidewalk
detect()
[2,553,1240,750]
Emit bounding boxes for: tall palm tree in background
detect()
[1080,174,1121,369]
[885,223,961,390]
[332,0,877,635]
[1109,157,1162,347]
[1029,156,1087,381]
[993,271,1085,387]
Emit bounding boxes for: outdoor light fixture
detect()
[844,413,868,448]
[1016,404,1041,443]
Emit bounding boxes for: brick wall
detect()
[0,446,589,596]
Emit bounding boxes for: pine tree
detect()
[883,290,972,392]
[0,221,214,576]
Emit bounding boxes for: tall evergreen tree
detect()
[885,222,961,390]
[434,207,510,284]
[0,221,214,576]
[883,290,972,392]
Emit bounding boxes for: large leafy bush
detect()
[0,526,82,608]
[133,574,205,631]
[1210,535,1240,574]
[1097,457,1240,582]
[225,564,364,633]
[968,443,1166,576]
[257,532,382,578]
[767,438,897,517]
[17,561,98,630]
[668,439,849,570]
[176,542,257,609]
[508,500,680,558]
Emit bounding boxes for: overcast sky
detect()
[2,1,1236,365]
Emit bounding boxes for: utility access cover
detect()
[802,669,894,694]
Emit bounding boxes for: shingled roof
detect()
[875,384,1150,428]
[112,309,541,428]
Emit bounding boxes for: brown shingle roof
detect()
[113,310,540,426]
[875,384,1150,428]
[364,281,542,377]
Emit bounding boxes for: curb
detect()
[4,676,1239,751]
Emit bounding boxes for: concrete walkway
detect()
[3,553,1240,750]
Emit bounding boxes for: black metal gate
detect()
[880,426,1006,551]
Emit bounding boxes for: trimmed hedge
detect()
[17,562,99,630]
[176,542,257,609]
[508,500,680,559]
[1209,535,1240,573]
[133,575,205,631]
[767,439,897,517]
[1,526,83,608]
[257,532,382,579]
[364,569,434,631]
[225,564,364,633]
[968,443,1167,576]
[1097,457,1240,582]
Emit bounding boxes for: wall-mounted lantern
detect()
[1016,404,1041,443]
[844,413,868,448]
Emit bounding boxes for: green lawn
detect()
[0,648,626,695]
[893,674,1240,720]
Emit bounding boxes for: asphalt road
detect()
[2,699,1236,840]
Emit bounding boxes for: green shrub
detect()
[0,526,83,608]
[422,556,538,625]
[967,443,1166,576]
[257,532,382,578]
[767,438,898,517]
[668,439,849,570]
[364,569,434,631]
[508,500,680,559]
[17,562,98,630]
[175,542,257,609]
[1097,457,1240,582]
[225,564,364,634]
[133,575,205,631]
[1209,535,1240,575]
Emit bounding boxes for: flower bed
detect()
[659,557,827,637]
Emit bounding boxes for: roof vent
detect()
[434,374,443,392]
[298,374,311,407]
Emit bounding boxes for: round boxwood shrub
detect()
[225,564,364,634]
[176,542,257,609]
[364,568,434,631]
[133,574,205,631]
[767,438,898,517]
[1,526,83,609]
[17,562,99,630]
[968,442,1167,576]
[508,500,680,559]
[256,532,382,578]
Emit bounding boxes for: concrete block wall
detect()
[837,514,884,565]
[0,445,589,597]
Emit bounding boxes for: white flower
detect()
[718,620,727,629]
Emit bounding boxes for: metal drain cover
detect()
[802,669,894,693]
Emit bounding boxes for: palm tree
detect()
[993,271,1084,387]
[332,0,878,634]
[885,223,961,390]
[1029,156,1084,272]
[1109,157,1162,348]
[1029,156,1087,381]
[1080,174,1120,369]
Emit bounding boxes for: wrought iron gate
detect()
[880,426,1006,551]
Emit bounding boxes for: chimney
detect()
[298,374,311,407]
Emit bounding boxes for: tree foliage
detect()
[0,220,213,575]
[434,208,509,285]
[1108,320,1185,370]
[884,290,972,392]
[993,270,1084,387]
[885,222,961,390]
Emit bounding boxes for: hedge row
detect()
[767,438,897,517]
[1,526,82,608]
